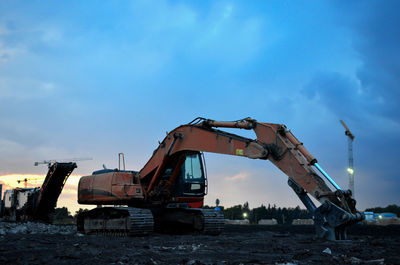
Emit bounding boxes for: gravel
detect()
[0,221,76,235]
[0,223,399,264]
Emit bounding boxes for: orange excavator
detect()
[77,118,363,240]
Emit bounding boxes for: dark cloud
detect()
[335,1,400,123]
[302,72,360,120]
[303,1,400,124]
[354,2,400,122]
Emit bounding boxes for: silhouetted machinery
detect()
[77,118,364,240]
[1,162,77,222]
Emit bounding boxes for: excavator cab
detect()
[172,152,207,198]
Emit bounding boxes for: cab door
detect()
[174,153,206,197]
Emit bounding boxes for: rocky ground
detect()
[0,221,76,235]
[0,223,399,265]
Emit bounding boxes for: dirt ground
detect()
[0,224,399,265]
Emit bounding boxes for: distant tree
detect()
[52,207,73,220]
[250,204,267,224]
[74,208,89,218]
[226,203,312,224]
[365,204,400,216]
[223,205,243,220]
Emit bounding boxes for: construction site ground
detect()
[0,224,399,265]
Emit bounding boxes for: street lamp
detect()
[242,212,248,218]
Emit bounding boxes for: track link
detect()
[199,209,225,235]
[124,207,154,236]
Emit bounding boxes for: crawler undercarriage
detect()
[77,207,224,236]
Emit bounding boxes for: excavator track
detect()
[151,208,225,235]
[78,207,154,236]
[199,209,225,235]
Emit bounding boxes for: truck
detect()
[77,118,364,240]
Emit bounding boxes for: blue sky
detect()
[0,1,399,213]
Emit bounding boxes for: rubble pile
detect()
[0,222,76,235]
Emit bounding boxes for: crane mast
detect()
[340,120,355,197]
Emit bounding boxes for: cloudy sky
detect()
[0,1,399,214]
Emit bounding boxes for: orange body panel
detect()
[78,171,144,204]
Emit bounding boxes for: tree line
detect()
[51,204,400,224]
[365,204,400,216]
[50,207,88,222]
[205,202,312,224]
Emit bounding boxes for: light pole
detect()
[242,212,248,219]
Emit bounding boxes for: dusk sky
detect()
[0,1,399,214]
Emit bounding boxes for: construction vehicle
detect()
[77,118,364,240]
[1,162,77,222]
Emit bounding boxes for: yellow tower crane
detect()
[17,177,44,188]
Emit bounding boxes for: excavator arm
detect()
[139,117,363,240]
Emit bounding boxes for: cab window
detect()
[183,154,203,182]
